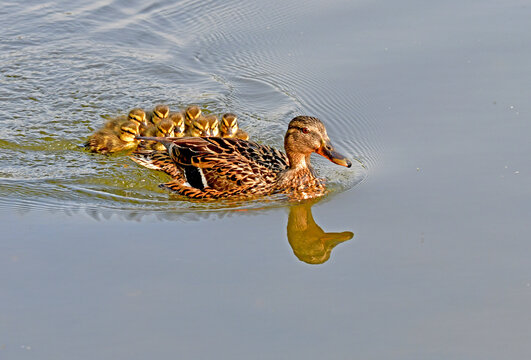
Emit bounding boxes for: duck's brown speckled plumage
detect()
[130,116,352,200]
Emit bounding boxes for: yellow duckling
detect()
[86,120,140,154]
[146,104,170,125]
[168,112,186,137]
[220,113,249,140]
[205,115,220,137]
[184,105,202,129]
[141,118,175,151]
[185,116,210,137]
[104,108,147,133]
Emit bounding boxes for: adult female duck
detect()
[131,116,352,200]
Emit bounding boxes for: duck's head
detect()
[284,116,352,168]
[169,113,186,135]
[220,113,239,137]
[153,104,170,123]
[185,105,201,121]
[156,118,175,137]
[128,108,147,126]
[206,115,220,136]
[119,121,140,142]
[189,117,210,137]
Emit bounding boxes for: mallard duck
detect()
[86,120,140,154]
[168,112,186,137]
[185,116,210,137]
[219,113,249,140]
[146,104,170,125]
[131,116,352,200]
[205,115,220,137]
[104,108,147,133]
[140,118,175,151]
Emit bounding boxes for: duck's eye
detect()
[301,127,310,134]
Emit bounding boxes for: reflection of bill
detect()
[287,201,353,265]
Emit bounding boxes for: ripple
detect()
[0,0,377,217]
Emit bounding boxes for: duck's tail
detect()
[129,150,184,179]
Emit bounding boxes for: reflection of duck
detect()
[131,116,352,200]
[85,120,140,154]
[287,201,353,264]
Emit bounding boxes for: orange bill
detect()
[316,141,352,168]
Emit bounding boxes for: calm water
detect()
[1,0,531,359]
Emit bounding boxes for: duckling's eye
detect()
[301,127,310,134]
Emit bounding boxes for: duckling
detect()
[219,113,249,140]
[184,105,201,128]
[205,115,220,137]
[185,116,210,137]
[86,120,140,154]
[146,104,170,125]
[141,118,175,151]
[104,108,147,133]
[168,112,186,137]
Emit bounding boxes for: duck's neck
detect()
[287,151,312,172]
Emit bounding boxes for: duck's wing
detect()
[141,137,285,195]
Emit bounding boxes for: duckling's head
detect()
[156,118,175,137]
[206,115,219,136]
[185,105,201,121]
[153,104,170,122]
[284,116,351,168]
[220,113,239,137]
[128,108,147,126]
[189,117,210,137]
[169,113,185,135]
[119,121,140,142]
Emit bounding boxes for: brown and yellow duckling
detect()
[104,108,147,133]
[146,104,170,125]
[184,105,202,128]
[140,118,175,151]
[168,112,186,137]
[131,116,352,200]
[205,115,220,137]
[185,116,210,137]
[219,113,249,140]
[86,120,140,154]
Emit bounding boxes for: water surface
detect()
[1,0,531,359]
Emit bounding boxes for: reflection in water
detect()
[3,194,354,265]
[287,200,353,265]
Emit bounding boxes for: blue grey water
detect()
[1,0,530,359]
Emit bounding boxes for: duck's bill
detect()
[317,142,352,168]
